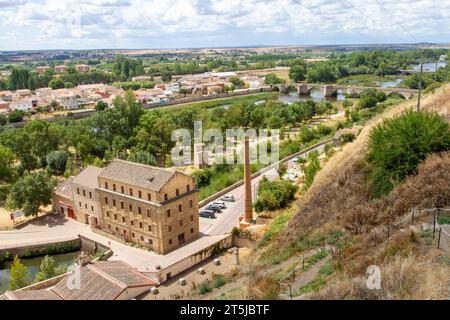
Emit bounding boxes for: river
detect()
[0,251,79,294]
[413,61,447,72]
[218,88,345,110]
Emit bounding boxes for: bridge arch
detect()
[387,92,406,100]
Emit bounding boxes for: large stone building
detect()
[53,160,199,255]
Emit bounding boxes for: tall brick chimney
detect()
[244,137,253,223]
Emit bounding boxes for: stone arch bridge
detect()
[269,83,418,100]
[296,83,419,99]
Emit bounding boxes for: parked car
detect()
[212,200,226,208]
[206,204,222,213]
[221,195,235,202]
[199,210,216,219]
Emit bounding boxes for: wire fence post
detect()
[437,228,442,249]
[433,213,436,239]
[322,235,325,247]
[411,209,415,225]
[289,284,292,300]
[387,225,391,241]
[302,258,305,270]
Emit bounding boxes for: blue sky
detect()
[0,0,449,50]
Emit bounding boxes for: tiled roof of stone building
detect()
[1,289,61,300]
[51,260,155,300]
[1,260,156,300]
[54,176,74,199]
[98,159,178,191]
[72,165,103,189]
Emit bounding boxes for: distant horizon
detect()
[1,42,449,53]
[1,1,449,51]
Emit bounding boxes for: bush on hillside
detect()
[340,132,356,144]
[254,176,297,212]
[366,110,450,198]
[303,151,321,191]
[358,89,387,109]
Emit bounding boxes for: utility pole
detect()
[416,49,425,112]
[416,43,434,112]
[434,59,438,82]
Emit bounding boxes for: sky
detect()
[0,0,449,50]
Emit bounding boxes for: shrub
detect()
[303,151,321,191]
[358,88,387,109]
[213,274,227,288]
[199,281,211,295]
[325,144,335,157]
[7,110,25,123]
[340,132,356,143]
[254,177,298,212]
[366,110,450,198]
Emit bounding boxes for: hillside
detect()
[274,85,450,299]
[206,85,450,300]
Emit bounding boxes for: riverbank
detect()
[0,251,79,294]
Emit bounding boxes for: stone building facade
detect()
[52,159,199,255]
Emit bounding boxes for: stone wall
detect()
[0,238,81,258]
[143,234,233,284]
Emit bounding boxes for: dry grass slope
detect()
[271,85,450,299]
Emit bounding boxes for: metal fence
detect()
[387,207,450,251]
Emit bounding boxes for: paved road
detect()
[199,141,328,236]
[199,168,279,236]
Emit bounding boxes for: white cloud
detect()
[0,0,449,49]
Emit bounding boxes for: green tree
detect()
[9,256,31,290]
[6,171,55,217]
[265,73,285,85]
[289,59,307,82]
[126,151,156,166]
[306,62,337,83]
[8,67,32,90]
[179,88,189,97]
[161,71,172,83]
[7,110,25,123]
[0,114,7,126]
[46,150,69,175]
[34,255,67,283]
[95,100,108,112]
[48,78,65,89]
[112,55,144,81]
[134,110,175,163]
[229,76,245,88]
[0,145,17,183]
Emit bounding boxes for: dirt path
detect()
[281,258,330,300]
